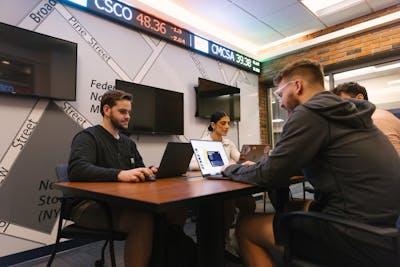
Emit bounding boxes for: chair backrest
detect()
[55,164,69,182]
[55,164,76,219]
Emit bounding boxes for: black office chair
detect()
[47,164,127,267]
[279,211,400,267]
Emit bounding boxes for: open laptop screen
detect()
[239,144,270,163]
[190,139,229,176]
[156,142,193,178]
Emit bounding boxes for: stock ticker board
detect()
[61,0,261,74]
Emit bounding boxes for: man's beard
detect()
[110,114,128,131]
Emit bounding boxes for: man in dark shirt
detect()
[222,59,400,266]
[68,90,158,267]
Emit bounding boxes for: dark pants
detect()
[274,213,397,267]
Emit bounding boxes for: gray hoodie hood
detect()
[302,91,375,129]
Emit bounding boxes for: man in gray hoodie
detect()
[222,59,400,267]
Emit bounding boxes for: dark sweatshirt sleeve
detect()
[224,108,328,188]
[129,140,146,168]
[68,131,120,182]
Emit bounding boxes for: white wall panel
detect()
[0,0,259,258]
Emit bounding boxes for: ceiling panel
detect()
[367,0,400,10]
[172,0,228,11]
[124,0,400,59]
[203,3,262,31]
[201,3,282,45]
[279,18,325,37]
[247,27,284,46]
[179,0,229,15]
[260,3,325,36]
[233,0,298,19]
[319,2,372,26]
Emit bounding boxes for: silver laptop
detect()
[190,139,231,179]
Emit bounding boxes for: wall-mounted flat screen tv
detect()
[115,80,184,135]
[0,22,77,100]
[195,77,240,121]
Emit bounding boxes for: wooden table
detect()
[54,174,263,267]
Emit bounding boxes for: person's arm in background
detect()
[225,139,240,164]
[230,140,241,163]
[188,155,200,171]
[372,110,400,156]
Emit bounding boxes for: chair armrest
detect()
[289,176,306,184]
[281,211,400,238]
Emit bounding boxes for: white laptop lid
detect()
[190,139,229,176]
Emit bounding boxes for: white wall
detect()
[0,0,259,257]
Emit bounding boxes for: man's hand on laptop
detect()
[118,167,154,182]
[148,165,159,173]
[241,161,256,166]
[221,163,235,174]
[221,160,256,174]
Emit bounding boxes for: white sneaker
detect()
[225,228,240,257]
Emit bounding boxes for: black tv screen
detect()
[195,78,240,121]
[115,80,184,135]
[0,22,77,100]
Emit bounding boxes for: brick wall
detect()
[258,6,400,143]
[258,84,268,144]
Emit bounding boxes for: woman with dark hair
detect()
[189,111,240,170]
[189,111,255,257]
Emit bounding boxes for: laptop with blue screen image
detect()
[190,139,231,179]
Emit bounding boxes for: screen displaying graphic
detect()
[207,151,224,167]
[191,140,229,175]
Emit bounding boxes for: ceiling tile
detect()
[202,3,282,45]
[279,18,325,36]
[366,0,400,11]
[260,3,322,36]
[170,0,231,18]
[124,0,400,58]
[233,0,298,18]
[172,0,226,8]
[320,3,372,27]
[244,26,284,46]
